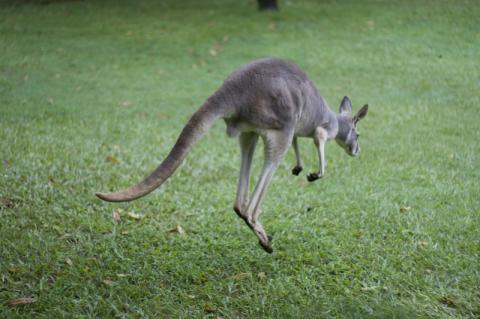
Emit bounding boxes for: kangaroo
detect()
[96,58,368,253]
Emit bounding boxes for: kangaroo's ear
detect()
[339,96,352,114]
[353,104,368,124]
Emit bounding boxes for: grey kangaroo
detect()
[96,58,368,253]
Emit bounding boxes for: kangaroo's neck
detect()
[315,97,339,140]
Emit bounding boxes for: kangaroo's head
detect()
[335,96,368,157]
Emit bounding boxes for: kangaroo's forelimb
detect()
[307,127,328,182]
[291,136,303,176]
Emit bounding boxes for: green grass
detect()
[1,0,479,317]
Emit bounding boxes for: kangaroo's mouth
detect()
[348,145,360,157]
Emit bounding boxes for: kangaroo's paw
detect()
[307,173,320,182]
[291,165,303,176]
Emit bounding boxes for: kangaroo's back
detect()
[214,59,318,131]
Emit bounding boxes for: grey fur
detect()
[96,58,368,252]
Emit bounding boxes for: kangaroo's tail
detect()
[95,100,221,202]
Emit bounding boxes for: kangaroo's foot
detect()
[259,239,273,253]
[251,221,273,254]
[234,208,273,253]
[292,165,303,176]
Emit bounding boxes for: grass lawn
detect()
[1,0,479,317]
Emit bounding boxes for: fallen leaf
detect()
[209,48,217,56]
[8,297,35,306]
[439,296,457,308]
[168,225,185,235]
[121,230,129,235]
[361,285,379,292]
[232,272,251,280]
[64,257,73,266]
[106,155,119,164]
[268,22,276,31]
[1,197,19,209]
[128,212,142,220]
[120,101,132,107]
[112,210,121,222]
[257,272,266,279]
[203,303,216,313]
[8,267,19,273]
[417,240,429,246]
[102,279,114,286]
[400,206,411,212]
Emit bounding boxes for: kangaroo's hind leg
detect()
[234,132,259,227]
[244,129,293,253]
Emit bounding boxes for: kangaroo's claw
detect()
[292,165,303,176]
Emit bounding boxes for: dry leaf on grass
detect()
[417,240,429,246]
[400,206,411,212]
[231,272,251,280]
[105,155,119,164]
[203,303,216,313]
[168,225,185,235]
[257,272,266,279]
[439,296,458,308]
[361,285,379,292]
[112,210,121,222]
[64,257,73,266]
[102,279,114,286]
[8,297,35,306]
[128,212,142,220]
